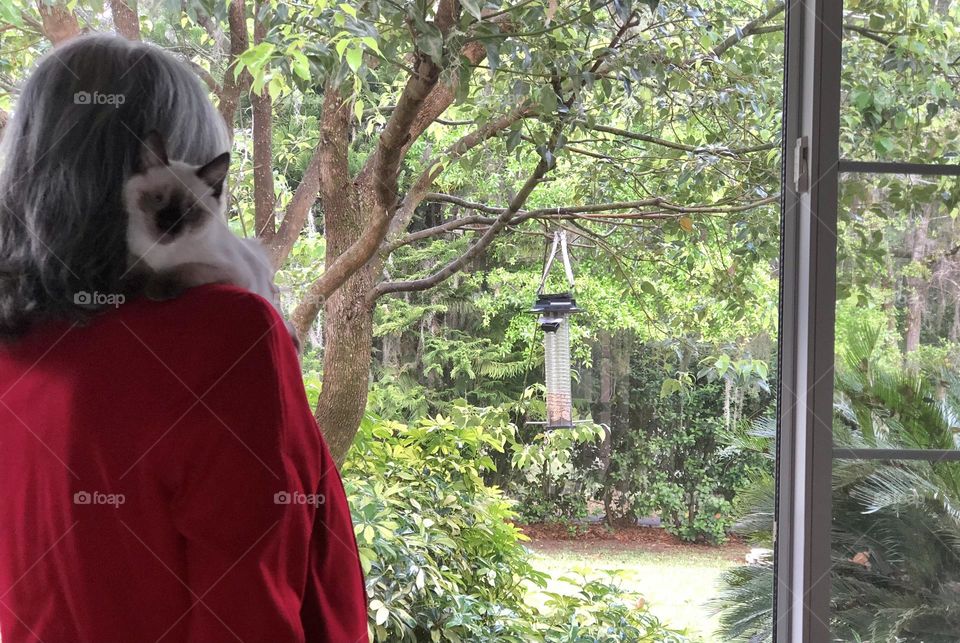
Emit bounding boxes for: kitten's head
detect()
[123,131,230,244]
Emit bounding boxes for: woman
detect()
[0,35,368,642]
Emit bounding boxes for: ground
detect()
[521,525,751,642]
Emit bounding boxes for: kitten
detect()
[123,131,301,353]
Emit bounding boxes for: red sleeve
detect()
[167,288,367,643]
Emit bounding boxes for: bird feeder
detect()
[531,231,581,429]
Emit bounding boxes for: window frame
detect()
[776,0,841,640]
[777,1,960,640]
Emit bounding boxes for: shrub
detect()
[342,403,688,642]
[603,347,770,543]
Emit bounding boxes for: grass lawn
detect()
[526,540,743,642]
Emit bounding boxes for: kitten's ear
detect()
[196,152,230,197]
[138,131,169,172]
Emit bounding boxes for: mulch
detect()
[517,522,752,561]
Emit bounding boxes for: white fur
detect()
[123,160,283,312]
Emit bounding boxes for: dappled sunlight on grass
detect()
[527,544,740,642]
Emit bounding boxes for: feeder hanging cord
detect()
[537,228,575,294]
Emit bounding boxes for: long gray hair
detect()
[0,34,229,338]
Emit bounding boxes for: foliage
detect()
[343,404,533,641]
[343,405,688,642]
[508,418,606,524]
[714,325,960,642]
[602,342,771,543]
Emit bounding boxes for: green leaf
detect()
[0,0,23,26]
[461,0,483,20]
[345,45,363,72]
[290,51,311,81]
[660,377,683,398]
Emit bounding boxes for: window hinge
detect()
[794,136,810,193]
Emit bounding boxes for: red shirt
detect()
[0,284,368,643]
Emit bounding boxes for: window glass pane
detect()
[840,0,960,163]
[836,172,960,450]
[829,458,960,641]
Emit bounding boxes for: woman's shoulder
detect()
[106,283,294,367]
[124,283,283,334]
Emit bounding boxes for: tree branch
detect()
[707,1,785,60]
[270,142,325,266]
[396,13,513,161]
[385,102,532,245]
[185,59,221,94]
[189,3,229,52]
[36,1,80,45]
[291,0,460,300]
[576,120,777,155]
[843,23,892,46]
[373,128,564,299]
[383,193,780,251]
[425,192,779,216]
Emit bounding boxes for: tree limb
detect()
[383,192,780,251]
[396,13,513,161]
[575,120,777,155]
[36,1,80,45]
[270,142,325,266]
[424,192,779,217]
[707,1,785,60]
[373,128,564,299]
[292,0,459,300]
[185,60,221,94]
[843,23,892,47]
[385,102,532,244]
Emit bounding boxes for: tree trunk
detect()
[905,209,931,354]
[951,296,960,343]
[313,183,381,463]
[316,264,376,464]
[109,0,140,40]
[598,331,614,521]
[598,331,613,465]
[381,332,401,370]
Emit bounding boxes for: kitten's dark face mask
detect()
[131,131,230,243]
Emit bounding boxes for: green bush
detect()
[602,346,771,543]
[342,403,688,642]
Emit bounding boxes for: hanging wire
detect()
[537,229,576,294]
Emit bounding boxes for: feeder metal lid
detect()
[530,292,582,314]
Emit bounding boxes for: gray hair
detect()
[0,34,229,338]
